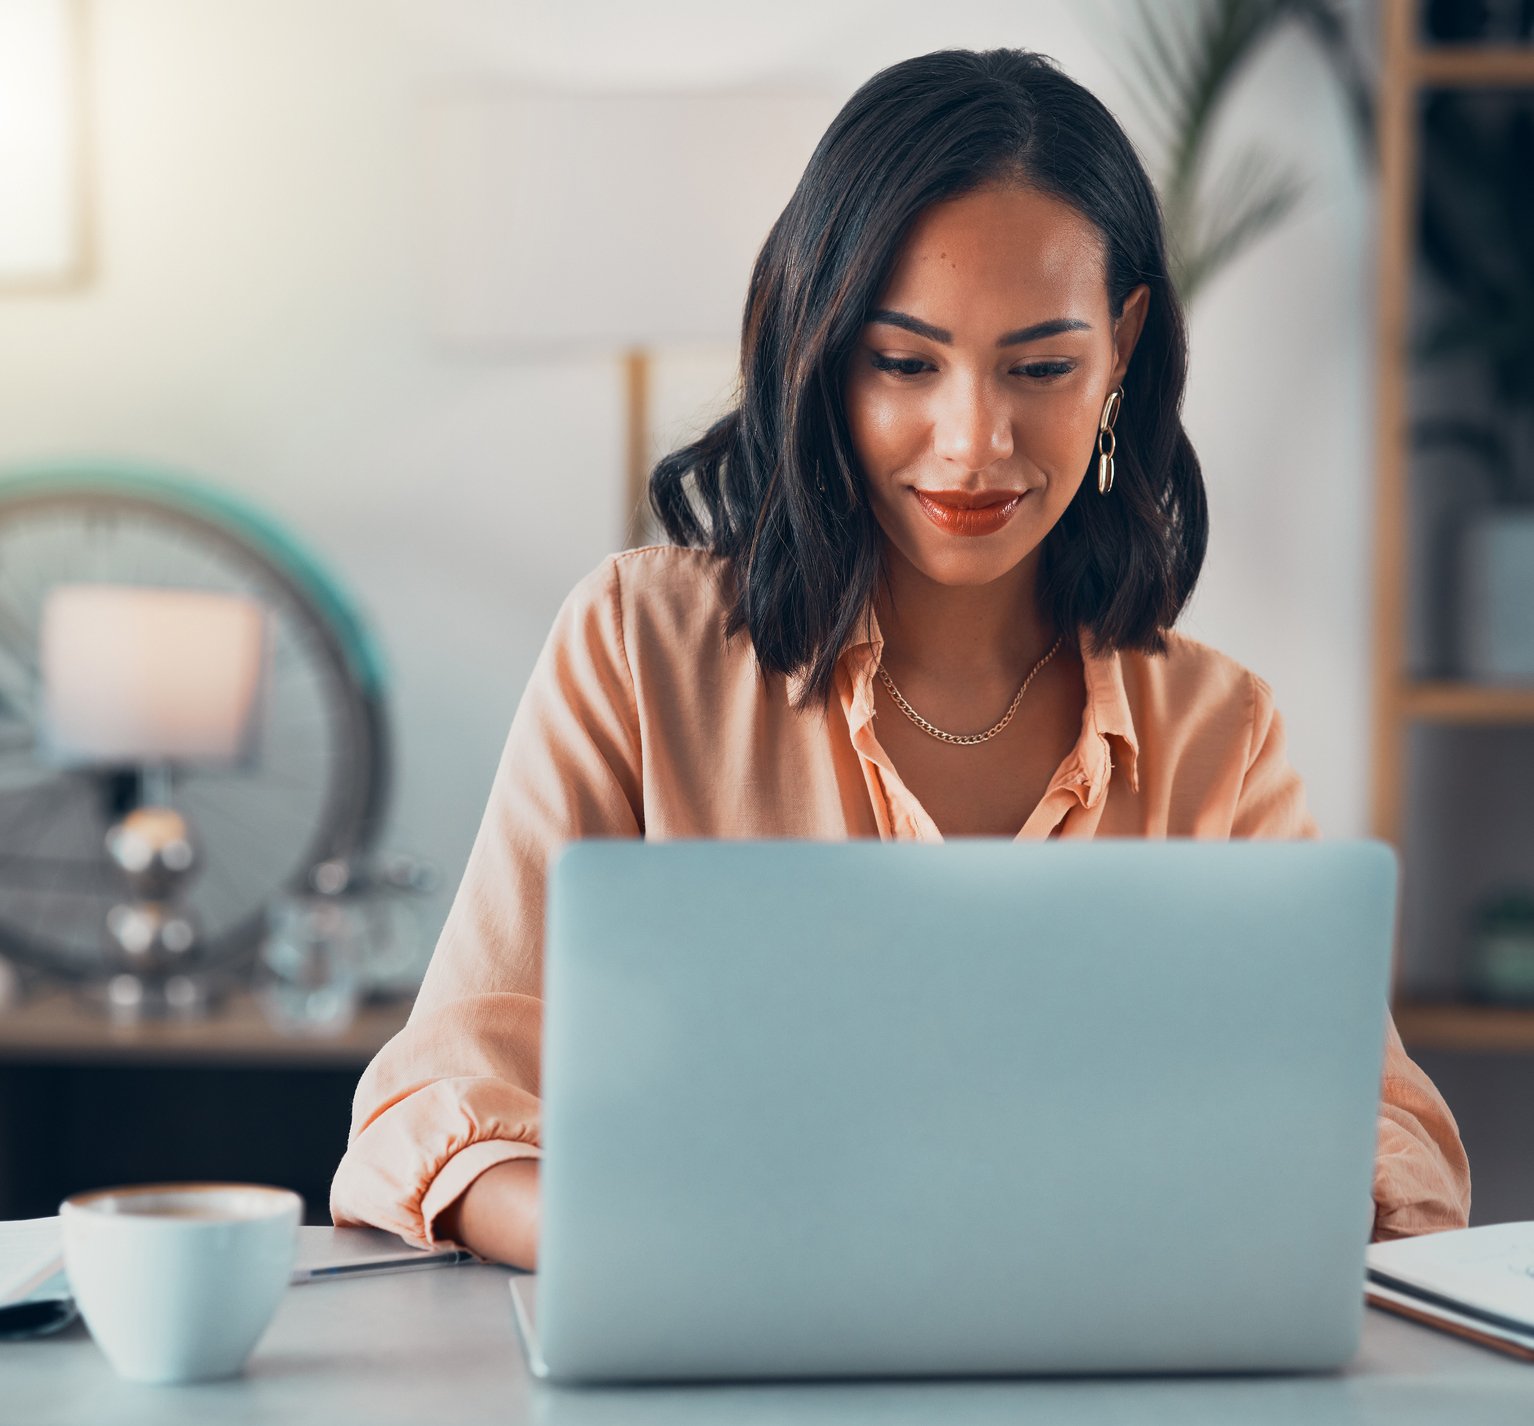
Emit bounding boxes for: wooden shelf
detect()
[1400,682,1534,724]
[1412,45,1534,87]
[1372,11,1534,1063]
[0,988,412,1067]
[1394,1001,1534,1053]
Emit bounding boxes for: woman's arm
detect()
[1372,1017,1472,1240]
[329,556,643,1256]
[434,1159,541,1269]
[1233,672,1471,1238]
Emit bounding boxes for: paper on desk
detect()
[0,1218,67,1306]
[1366,1221,1534,1330]
[1,1217,467,1308]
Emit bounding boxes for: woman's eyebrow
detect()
[868,309,1092,346]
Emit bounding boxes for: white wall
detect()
[0,0,1373,959]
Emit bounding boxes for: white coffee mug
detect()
[60,1182,301,1384]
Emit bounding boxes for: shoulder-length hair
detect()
[648,47,1208,711]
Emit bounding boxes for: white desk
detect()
[8,1229,1532,1425]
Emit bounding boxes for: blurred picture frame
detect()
[0,0,90,291]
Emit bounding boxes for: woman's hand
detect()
[435,1157,541,1269]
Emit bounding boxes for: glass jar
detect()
[253,893,366,1036]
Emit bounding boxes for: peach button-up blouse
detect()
[330,544,1471,1246]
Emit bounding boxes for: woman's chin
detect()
[872,511,1041,588]
[903,540,1035,588]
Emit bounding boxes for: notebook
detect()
[1,1217,472,1340]
[0,1219,71,1338]
[1366,1221,1534,1361]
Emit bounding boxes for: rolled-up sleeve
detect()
[330,556,642,1247]
[1232,672,1471,1240]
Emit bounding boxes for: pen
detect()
[290,1250,475,1285]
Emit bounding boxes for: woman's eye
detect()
[869,354,1077,381]
[1014,360,1076,381]
[870,354,930,378]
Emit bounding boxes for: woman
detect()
[331,48,1470,1269]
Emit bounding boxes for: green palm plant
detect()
[1116,0,1372,306]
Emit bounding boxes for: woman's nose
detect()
[930,378,1014,469]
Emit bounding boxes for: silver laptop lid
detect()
[537,840,1395,1382]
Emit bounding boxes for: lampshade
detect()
[418,86,841,351]
[40,584,266,766]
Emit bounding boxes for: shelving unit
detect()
[1399,684,1534,725]
[1393,1002,1534,1054]
[1373,5,1534,1052]
[0,990,410,1068]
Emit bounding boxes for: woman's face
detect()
[844,184,1148,590]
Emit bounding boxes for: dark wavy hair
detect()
[648,48,1208,711]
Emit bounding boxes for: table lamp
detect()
[39,583,266,1015]
[418,85,840,545]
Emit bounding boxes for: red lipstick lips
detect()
[912,488,1026,536]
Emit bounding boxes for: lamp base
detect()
[92,803,213,1020]
[77,971,224,1023]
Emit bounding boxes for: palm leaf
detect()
[1113,0,1370,307]
[1282,0,1376,156]
[1177,149,1306,302]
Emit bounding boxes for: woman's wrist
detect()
[434,1156,541,1269]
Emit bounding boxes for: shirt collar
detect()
[788,605,1141,803]
[1078,632,1141,800]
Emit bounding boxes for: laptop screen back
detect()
[536,839,1395,1382]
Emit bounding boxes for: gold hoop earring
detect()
[1097,385,1123,496]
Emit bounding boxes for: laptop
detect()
[510,839,1395,1383]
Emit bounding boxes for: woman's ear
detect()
[1109,283,1150,388]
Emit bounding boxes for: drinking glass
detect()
[253,894,365,1035]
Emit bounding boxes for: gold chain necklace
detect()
[876,634,1064,747]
